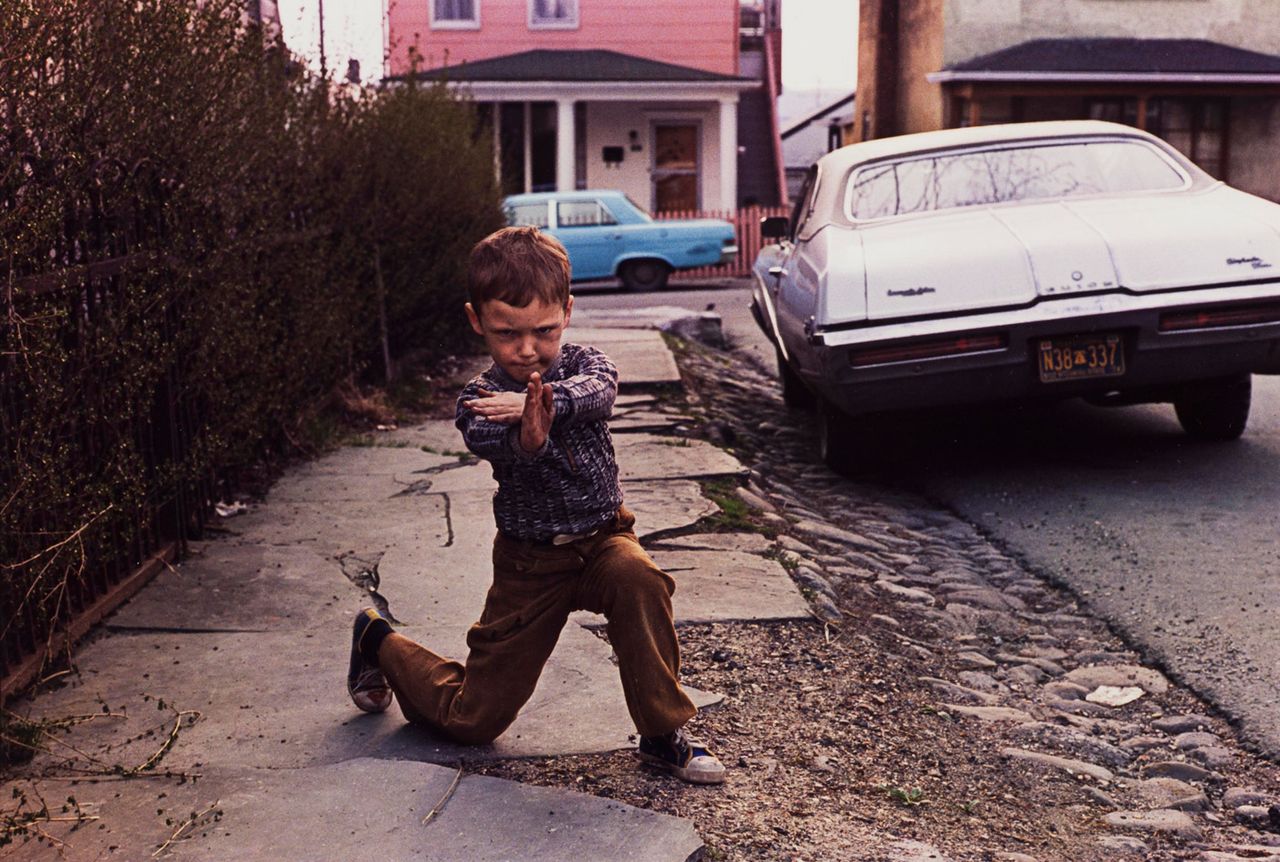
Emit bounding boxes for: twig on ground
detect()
[151,801,220,858]
[422,763,465,826]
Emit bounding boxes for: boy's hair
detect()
[468,226,571,310]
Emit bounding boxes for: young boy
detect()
[345,226,725,785]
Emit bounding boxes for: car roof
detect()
[805,120,1212,231]
[814,120,1183,174]
[504,190,628,204]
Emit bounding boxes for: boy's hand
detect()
[518,373,555,453]
[463,388,525,424]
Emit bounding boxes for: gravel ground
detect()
[474,334,1280,862]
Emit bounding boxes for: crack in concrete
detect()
[411,457,479,476]
[337,551,403,624]
[442,492,454,548]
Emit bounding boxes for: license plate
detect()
[1037,333,1125,383]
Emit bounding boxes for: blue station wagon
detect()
[504,191,737,291]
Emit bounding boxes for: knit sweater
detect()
[455,343,623,542]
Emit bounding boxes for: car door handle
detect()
[611,234,623,240]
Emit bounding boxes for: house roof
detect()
[930,38,1280,84]
[781,91,856,140]
[400,49,749,84]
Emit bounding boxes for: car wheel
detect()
[777,349,815,410]
[1174,373,1252,441]
[817,398,863,476]
[620,260,669,292]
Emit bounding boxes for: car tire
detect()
[777,349,815,410]
[1174,373,1252,441]
[620,260,669,292]
[817,398,864,476]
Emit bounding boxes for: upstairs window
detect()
[529,0,578,29]
[432,0,478,28]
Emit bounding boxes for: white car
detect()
[752,120,1280,472]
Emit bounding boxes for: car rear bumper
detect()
[805,283,1280,416]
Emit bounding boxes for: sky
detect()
[273,0,858,94]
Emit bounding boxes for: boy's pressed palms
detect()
[519,372,556,453]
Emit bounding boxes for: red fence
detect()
[656,204,789,280]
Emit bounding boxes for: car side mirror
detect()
[760,216,790,241]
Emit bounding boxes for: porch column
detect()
[719,96,738,210]
[492,102,502,184]
[556,98,575,192]
[523,101,533,194]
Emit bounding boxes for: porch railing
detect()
[656,204,789,279]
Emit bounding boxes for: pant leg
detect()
[572,511,697,738]
[377,538,579,745]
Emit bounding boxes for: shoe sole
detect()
[635,750,726,785]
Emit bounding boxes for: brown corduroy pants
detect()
[376,506,697,745]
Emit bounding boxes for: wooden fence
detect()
[656,204,789,279]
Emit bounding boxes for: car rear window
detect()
[506,202,549,228]
[556,200,618,227]
[846,139,1187,220]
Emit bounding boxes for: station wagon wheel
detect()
[817,398,862,476]
[620,260,669,292]
[1174,373,1252,441]
[777,348,815,410]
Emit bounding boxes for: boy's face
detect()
[466,296,574,383]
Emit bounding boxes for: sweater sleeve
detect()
[455,377,552,462]
[549,345,618,428]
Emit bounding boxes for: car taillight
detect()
[1159,301,1280,332]
[849,333,1007,367]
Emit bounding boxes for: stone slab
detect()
[623,481,720,538]
[649,548,811,624]
[615,434,747,482]
[27,759,702,862]
[428,773,704,862]
[651,532,776,555]
[567,326,680,388]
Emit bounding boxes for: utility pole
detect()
[317,0,328,77]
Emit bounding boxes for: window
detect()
[846,140,1186,221]
[557,200,617,227]
[506,203,550,229]
[529,0,577,29]
[432,0,478,28]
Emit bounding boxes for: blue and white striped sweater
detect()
[455,343,623,542]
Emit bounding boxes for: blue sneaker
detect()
[636,727,726,785]
[348,608,392,713]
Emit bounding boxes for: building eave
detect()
[927,70,1280,85]
[442,79,755,101]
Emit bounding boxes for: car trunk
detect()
[850,189,1280,325]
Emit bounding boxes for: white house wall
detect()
[584,101,724,211]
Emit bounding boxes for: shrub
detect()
[0,0,501,689]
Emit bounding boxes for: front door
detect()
[652,123,699,213]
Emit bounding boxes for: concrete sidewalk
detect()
[2,327,813,861]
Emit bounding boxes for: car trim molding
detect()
[816,280,1280,348]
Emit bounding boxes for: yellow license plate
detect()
[1037,333,1125,383]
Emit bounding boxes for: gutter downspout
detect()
[763,28,789,205]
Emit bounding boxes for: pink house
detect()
[383,0,786,212]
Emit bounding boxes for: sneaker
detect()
[636,727,726,785]
[348,608,393,713]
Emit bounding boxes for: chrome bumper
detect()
[805,283,1280,416]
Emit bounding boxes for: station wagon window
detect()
[557,200,618,227]
[846,140,1187,221]
[529,0,578,28]
[431,0,478,28]
[506,202,550,229]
